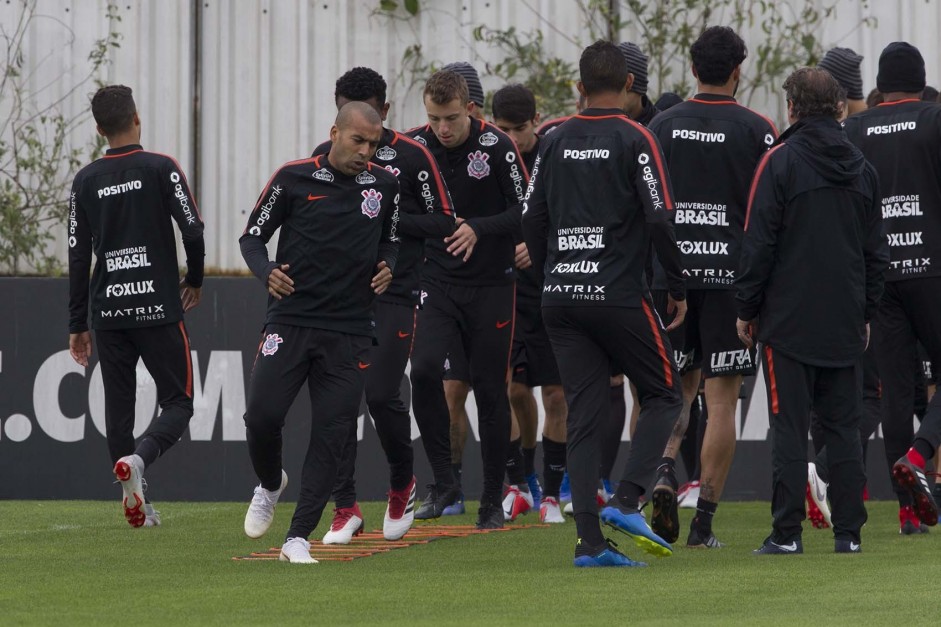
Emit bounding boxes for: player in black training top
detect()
[492,83,569,524]
[408,69,528,529]
[646,26,778,549]
[68,85,205,529]
[844,42,941,530]
[523,41,686,567]
[240,102,400,564]
[309,68,454,545]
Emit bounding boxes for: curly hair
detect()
[335,67,387,105]
[491,83,537,123]
[91,85,136,135]
[691,26,747,86]
[783,67,845,119]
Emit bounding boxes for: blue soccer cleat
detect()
[441,491,465,516]
[559,472,571,503]
[573,538,646,568]
[526,473,543,511]
[600,506,673,558]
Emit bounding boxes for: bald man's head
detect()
[328,101,383,176]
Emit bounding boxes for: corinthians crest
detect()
[261,333,283,356]
[467,150,491,180]
[361,189,382,218]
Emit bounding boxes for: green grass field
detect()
[0,500,936,626]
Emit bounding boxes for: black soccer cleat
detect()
[753,536,803,555]
[686,524,724,549]
[414,484,461,520]
[834,539,861,553]
[650,477,680,544]
[892,454,939,527]
[475,500,505,530]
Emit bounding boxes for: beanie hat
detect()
[876,42,926,94]
[442,62,485,107]
[618,42,649,95]
[818,47,864,100]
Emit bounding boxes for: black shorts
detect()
[653,289,756,378]
[511,298,562,387]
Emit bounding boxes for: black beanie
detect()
[876,42,926,94]
[818,47,864,100]
[442,62,485,108]
[617,42,649,95]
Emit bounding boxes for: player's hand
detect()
[372,261,393,295]
[665,296,687,332]
[444,222,478,262]
[737,317,756,349]
[514,242,532,269]
[69,331,92,367]
[180,278,202,312]
[268,264,294,300]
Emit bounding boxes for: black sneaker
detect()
[834,539,861,553]
[687,524,724,548]
[414,483,460,520]
[753,536,803,555]
[892,455,939,526]
[651,476,680,544]
[475,502,505,530]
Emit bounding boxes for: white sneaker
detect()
[143,503,161,527]
[679,481,701,509]
[322,503,365,545]
[384,477,417,541]
[244,470,288,538]
[563,501,574,515]
[279,537,317,564]
[502,485,534,521]
[539,496,565,523]
[114,455,146,528]
[807,463,832,526]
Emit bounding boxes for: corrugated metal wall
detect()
[2,0,940,272]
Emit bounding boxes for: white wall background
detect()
[2,0,940,272]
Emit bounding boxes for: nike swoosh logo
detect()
[357,362,370,370]
[773,541,798,552]
[496,320,511,329]
[813,483,826,503]
[397,331,411,338]
[850,542,860,551]
[308,194,327,201]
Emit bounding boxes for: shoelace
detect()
[248,485,277,516]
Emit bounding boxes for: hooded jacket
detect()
[736,116,890,366]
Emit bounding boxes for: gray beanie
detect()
[443,61,485,107]
[818,47,864,100]
[618,42,649,95]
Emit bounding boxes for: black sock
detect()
[912,438,934,465]
[574,513,605,549]
[135,437,161,468]
[692,498,718,533]
[452,463,463,490]
[614,480,643,511]
[523,446,536,477]
[542,437,566,498]
[506,438,526,485]
[656,457,678,491]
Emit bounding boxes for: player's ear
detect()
[533,112,541,125]
[625,73,635,93]
[380,102,391,121]
[330,124,339,143]
[576,81,587,99]
[96,125,107,138]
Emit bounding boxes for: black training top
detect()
[736,117,889,367]
[844,99,941,282]
[239,155,400,338]
[514,137,544,306]
[312,127,454,305]
[68,144,205,333]
[522,108,685,308]
[411,119,528,286]
[648,94,778,289]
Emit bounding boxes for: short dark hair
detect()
[579,40,628,96]
[335,67,387,105]
[91,85,136,136]
[691,26,747,86]
[783,67,845,119]
[424,70,468,106]
[922,85,939,102]
[491,84,537,123]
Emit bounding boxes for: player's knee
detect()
[508,381,532,407]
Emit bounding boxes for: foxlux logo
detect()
[679,241,729,255]
[888,232,922,247]
[672,129,725,143]
[250,185,282,235]
[105,280,155,298]
[97,180,142,198]
[867,121,916,135]
[563,148,610,160]
[638,153,664,211]
[170,172,197,225]
[68,192,78,248]
[553,260,599,274]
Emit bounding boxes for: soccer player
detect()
[738,67,889,554]
[818,47,867,117]
[523,41,686,567]
[646,26,778,548]
[409,70,527,529]
[618,42,660,125]
[310,68,454,544]
[240,102,400,564]
[68,85,204,529]
[492,83,568,523]
[844,42,941,531]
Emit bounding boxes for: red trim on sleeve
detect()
[396,132,454,216]
[149,151,203,220]
[744,144,785,230]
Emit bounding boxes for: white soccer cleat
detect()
[279,537,318,564]
[384,476,417,541]
[143,503,161,527]
[114,454,146,528]
[563,501,574,515]
[539,496,566,523]
[807,463,832,527]
[244,470,288,539]
[502,485,534,521]
[679,481,701,509]
[322,503,365,545]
